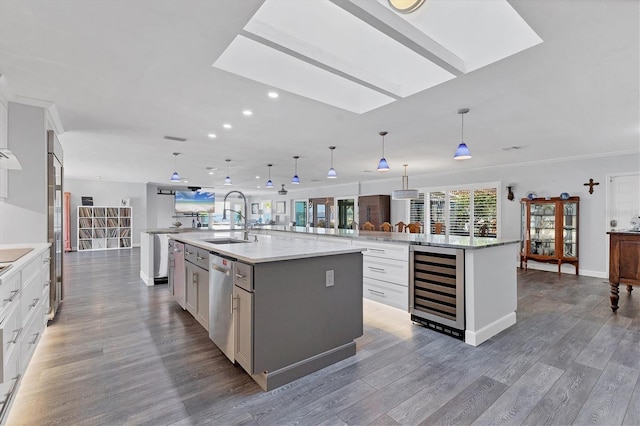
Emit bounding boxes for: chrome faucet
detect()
[222,190,249,241]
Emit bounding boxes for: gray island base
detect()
[171,232,364,391]
[240,253,363,391]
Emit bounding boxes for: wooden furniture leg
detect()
[610,282,620,313]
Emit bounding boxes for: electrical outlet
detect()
[326,270,334,287]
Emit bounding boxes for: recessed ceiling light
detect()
[208,133,217,138]
[257,185,261,189]
[95,176,101,179]
[243,110,253,116]
[256,175,260,179]
[223,123,232,129]
[268,91,279,99]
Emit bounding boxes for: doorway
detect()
[309,197,334,228]
[606,172,640,274]
[337,198,355,229]
[294,200,307,227]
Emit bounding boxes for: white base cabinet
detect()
[0,244,50,423]
[352,240,409,310]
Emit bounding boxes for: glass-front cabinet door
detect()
[563,202,578,258]
[529,201,556,257]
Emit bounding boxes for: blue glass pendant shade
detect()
[170,171,181,182]
[454,143,471,160]
[377,158,390,171]
[266,179,273,188]
[224,176,232,185]
[327,167,337,178]
[291,174,300,184]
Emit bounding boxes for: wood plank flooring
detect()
[5,249,639,425]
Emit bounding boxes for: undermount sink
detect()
[204,238,249,245]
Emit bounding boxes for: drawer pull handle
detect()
[11,328,22,344]
[367,266,386,272]
[368,248,385,253]
[31,298,40,308]
[196,255,204,261]
[44,280,51,288]
[368,289,385,296]
[235,273,246,280]
[43,257,51,264]
[3,290,19,303]
[29,332,40,345]
[185,250,193,256]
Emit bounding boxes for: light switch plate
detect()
[326,270,334,287]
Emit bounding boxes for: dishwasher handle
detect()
[211,264,231,275]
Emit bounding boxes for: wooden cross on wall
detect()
[583,178,600,194]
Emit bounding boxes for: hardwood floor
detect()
[6,249,639,425]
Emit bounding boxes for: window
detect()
[410,183,499,237]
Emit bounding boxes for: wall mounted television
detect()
[175,191,215,213]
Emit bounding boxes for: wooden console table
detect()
[608,231,640,312]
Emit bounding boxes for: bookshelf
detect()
[77,206,132,251]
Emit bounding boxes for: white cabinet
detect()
[0,244,49,422]
[353,240,409,310]
[77,206,132,251]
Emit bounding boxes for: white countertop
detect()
[0,243,50,281]
[254,226,520,249]
[171,231,364,264]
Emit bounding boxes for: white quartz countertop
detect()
[0,243,50,281]
[171,232,364,264]
[254,226,520,249]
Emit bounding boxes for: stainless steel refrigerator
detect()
[47,130,63,319]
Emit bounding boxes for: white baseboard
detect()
[516,262,607,279]
[140,271,151,286]
[465,312,516,346]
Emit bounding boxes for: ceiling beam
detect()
[329,0,466,76]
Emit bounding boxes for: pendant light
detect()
[377,131,390,171]
[392,164,419,199]
[170,152,181,182]
[291,155,300,184]
[266,164,273,188]
[454,108,472,160]
[327,146,337,179]
[224,159,232,185]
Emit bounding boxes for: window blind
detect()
[449,190,470,236]
[410,193,425,224]
[473,188,497,237]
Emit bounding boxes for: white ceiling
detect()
[0,0,638,196]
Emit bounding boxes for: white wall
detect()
[65,178,147,249]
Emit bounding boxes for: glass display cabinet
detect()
[520,196,579,274]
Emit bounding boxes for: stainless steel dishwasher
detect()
[209,253,235,362]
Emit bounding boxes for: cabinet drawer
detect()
[363,257,408,287]
[0,273,20,314]
[20,301,43,367]
[234,262,253,292]
[0,344,19,411]
[0,303,21,379]
[363,277,409,311]
[353,241,409,261]
[21,271,42,325]
[185,245,209,270]
[20,256,41,291]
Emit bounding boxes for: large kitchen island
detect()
[170,232,364,391]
